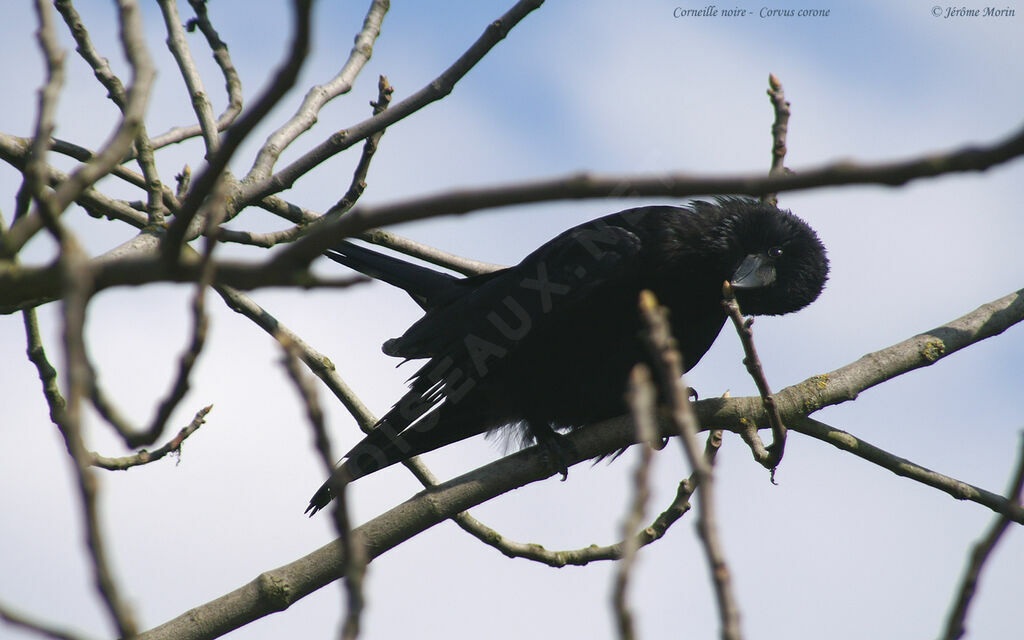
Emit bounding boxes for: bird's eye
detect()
[767,246,784,259]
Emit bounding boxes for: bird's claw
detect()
[533,426,576,480]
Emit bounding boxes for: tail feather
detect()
[305,405,492,516]
[324,241,461,309]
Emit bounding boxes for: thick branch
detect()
[135,286,1024,639]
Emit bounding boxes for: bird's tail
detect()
[324,240,460,309]
[304,404,492,516]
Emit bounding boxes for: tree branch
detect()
[162,0,314,261]
[157,0,221,154]
[140,0,243,153]
[638,291,742,640]
[265,121,1024,271]
[279,338,365,640]
[133,284,1024,639]
[941,433,1024,640]
[248,0,390,179]
[90,406,212,470]
[762,72,790,206]
[236,0,546,205]
[722,282,787,473]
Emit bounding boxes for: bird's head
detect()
[715,198,829,316]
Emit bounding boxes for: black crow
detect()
[306,197,828,515]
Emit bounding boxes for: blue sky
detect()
[1,2,1023,639]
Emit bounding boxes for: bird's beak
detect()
[731,253,776,289]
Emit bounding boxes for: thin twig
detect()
[941,433,1024,640]
[47,137,180,211]
[218,75,396,250]
[722,281,787,475]
[613,365,659,640]
[793,417,1024,524]
[135,245,212,447]
[279,337,365,640]
[238,0,546,205]
[637,291,743,640]
[157,0,220,154]
[329,75,394,214]
[358,228,502,276]
[91,406,213,470]
[55,0,166,224]
[762,73,790,206]
[18,0,65,232]
[0,602,93,640]
[162,0,314,261]
[78,236,213,450]
[139,0,243,153]
[213,284,376,430]
[248,0,390,179]
[450,427,723,566]
[58,237,138,637]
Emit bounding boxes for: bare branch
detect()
[0,601,94,640]
[157,0,221,154]
[265,120,1024,271]
[941,433,1024,640]
[449,429,725,567]
[0,251,367,315]
[329,75,394,214]
[768,288,1024,419]
[135,392,729,640]
[213,285,376,430]
[131,273,1024,640]
[6,0,156,255]
[762,72,790,206]
[53,0,127,107]
[638,291,742,640]
[279,338,365,640]
[162,0,315,262]
[90,406,212,470]
[248,0,390,179]
[0,134,151,249]
[47,136,180,211]
[722,281,787,473]
[134,408,647,640]
[237,0,546,205]
[54,0,165,223]
[142,0,244,152]
[218,76,396,250]
[793,417,1024,525]
[58,238,138,637]
[23,308,67,425]
[135,267,212,447]
[357,228,503,276]
[18,0,66,231]
[613,365,659,640]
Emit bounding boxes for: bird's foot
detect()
[533,425,577,481]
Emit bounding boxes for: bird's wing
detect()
[326,222,646,484]
[384,220,645,360]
